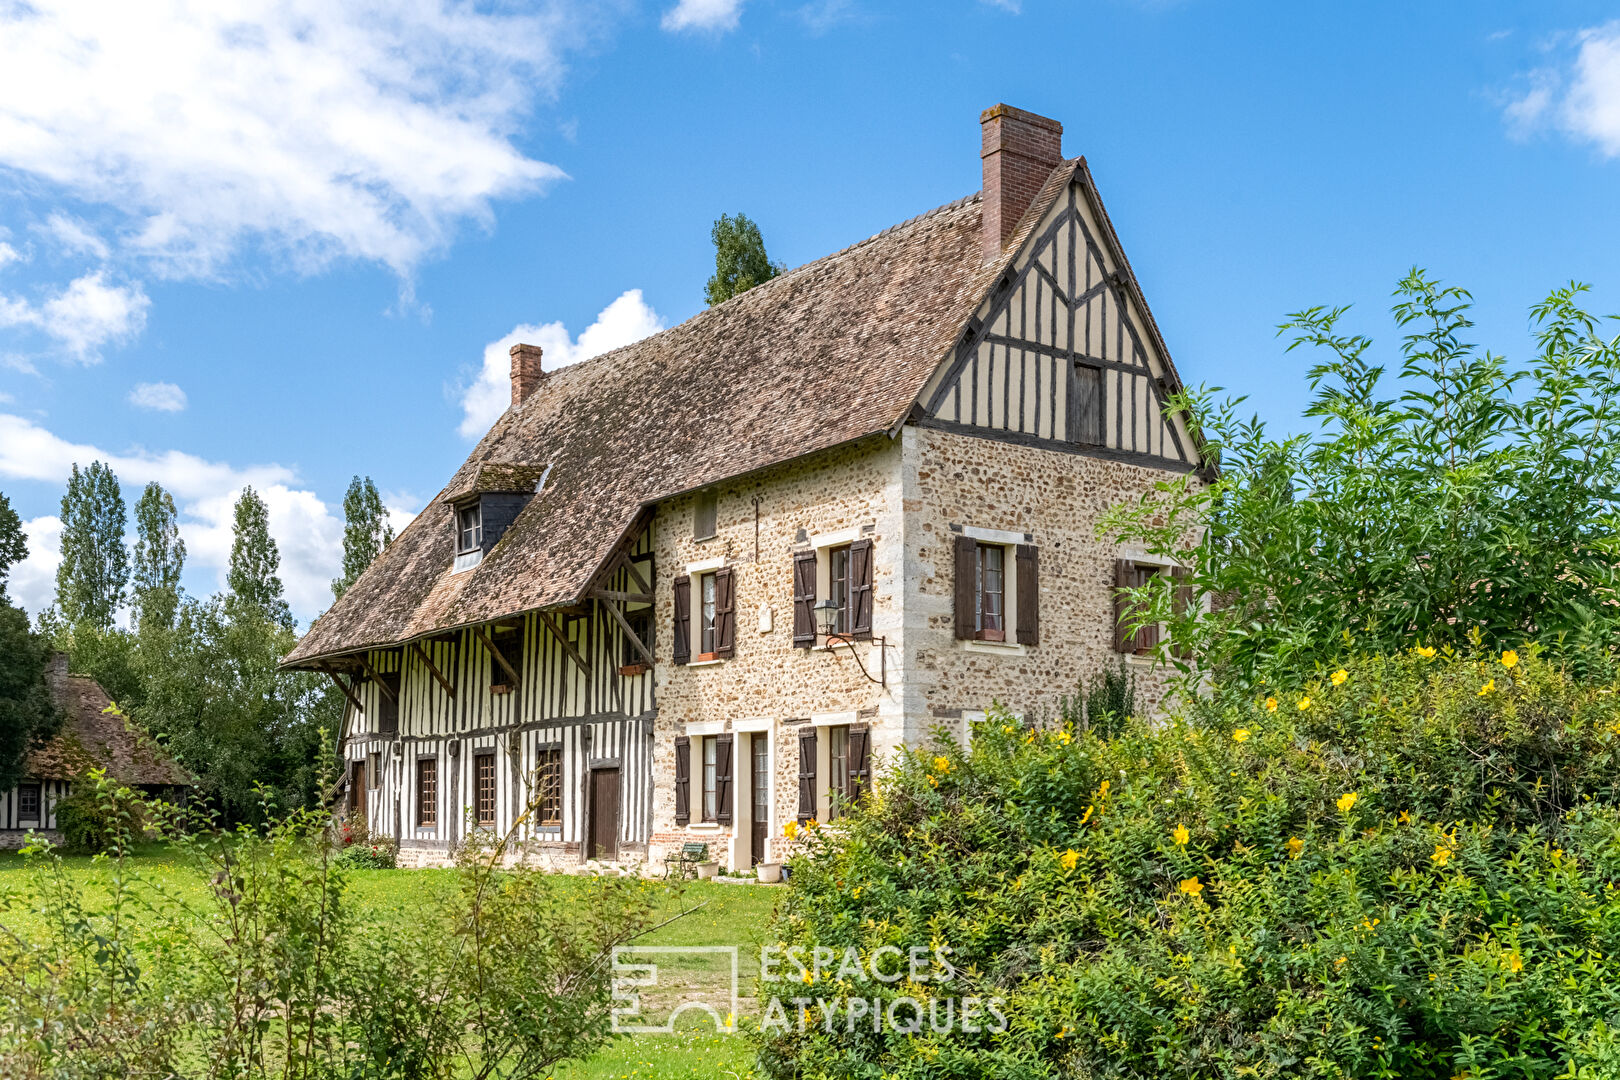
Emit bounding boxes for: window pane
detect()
[538,748,562,826]
[829,546,850,634]
[417,758,437,828]
[828,726,849,819]
[702,736,718,821]
[977,544,1005,635]
[700,573,717,654]
[476,754,496,826]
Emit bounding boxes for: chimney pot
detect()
[509,343,545,407]
[980,104,1064,263]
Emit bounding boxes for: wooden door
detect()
[588,768,619,861]
[348,760,367,826]
[750,734,770,866]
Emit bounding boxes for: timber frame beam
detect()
[599,595,655,668]
[474,625,522,689]
[322,667,365,714]
[358,653,397,704]
[537,610,589,674]
[409,640,455,696]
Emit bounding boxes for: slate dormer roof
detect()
[284,160,1189,668]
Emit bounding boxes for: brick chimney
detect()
[509,343,545,407]
[980,104,1064,262]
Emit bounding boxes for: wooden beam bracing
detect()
[474,626,522,688]
[537,610,589,674]
[589,588,654,605]
[600,596,656,668]
[358,654,397,704]
[324,669,365,714]
[409,640,455,697]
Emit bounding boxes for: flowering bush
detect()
[761,649,1620,1078]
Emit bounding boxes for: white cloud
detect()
[0,242,21,270]
[9,516,62,617]
[1505,21,1620,155]
[36,214,110,260]
[128,381,188,412]
[0,271,150,362]
[0,1,586,281]
[459,288,665,438]
[662,0,746,32]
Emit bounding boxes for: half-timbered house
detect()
[283,104,1207,870]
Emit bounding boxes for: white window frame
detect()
[453,500,484,573]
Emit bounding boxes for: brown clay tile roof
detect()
[26,654,191,786]
[285,166,1108,667]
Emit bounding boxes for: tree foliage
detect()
[55,461,128,633]
[1104,272,1620,690]
[226,485,292,630]
[0,491,56,792]
[704,212,784,306]
[131,481,184,634]
[332,474,392,601]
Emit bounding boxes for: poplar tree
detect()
[132,481,185,634]
[0,491,58,791]
[55,461,128,631]
[704,212,784,305]
[227,486,292,630]
[332,475,392,601]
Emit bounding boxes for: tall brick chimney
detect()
[509,343,545,407]
[980,104,1064,263]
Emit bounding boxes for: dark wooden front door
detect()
[588,768,619,861]
[751,734,770,866]
[349,760,367,826]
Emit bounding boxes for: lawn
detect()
[0,847,777,1079]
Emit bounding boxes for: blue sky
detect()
[3,0,1619,625]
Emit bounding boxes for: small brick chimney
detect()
[980,104,1064,263]
[509,343,545,407]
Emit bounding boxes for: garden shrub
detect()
[761,648,1620,1079]
[331,808,399,868]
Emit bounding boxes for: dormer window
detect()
[454,502,483,573]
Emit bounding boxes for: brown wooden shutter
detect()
[714,568,735,658]
[1113,558,1137,653]
[792,550,817,648]
[1171,566,1193,659]
[715,733,734,825]
[848,724,871,805]
[672,577,691,665]
[849,538,874,639]
[378,672,400,735]
[1015,544,1039,646]
[674,736,690,826]
[1136,566,1161,654]
[953,534,977,640]
[1073,363,1104,445]
[797,727,817,822]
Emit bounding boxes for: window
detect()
[622,608,653,665]
[536,746,563,826]
[975,543,1006,641]
[17,783,41,822]
[694,491,718,540]
[490,629,523,689]
[457,503,483,553]
[416,758,437,828]
[826,725,850,820]
[701,735,718,822]
[475,752,497,826]
[1115,559,1169,656]
[377,673,399,735]
[827,544,851,635]
[368,751,381,786]
[699,572,718,656]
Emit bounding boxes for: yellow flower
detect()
[1286,836,1304,858]
[1233,728,1251,743]
[1178,876,1204,896]
[1507,952,1524,974]
[1059,848,1080,871]
[927,775,939,788]
[724,1011,736,1029]
[1337,792,1359,813]
[1431,845,1452,865]
[1335,955,1347,968]
[1056,1025,1072,1039]
[1297,695,1312,711]
[1415,645,1437,659]
[1264,696,1279,713]
[1172,824,1190,847]
[1056,729,1072,745]
[783,820,799,840]
[933,756,952,773]
[1478,678,1495,697]
[1501,649,1519,669]
[1331,669,1348,686]
[851,886,862,899]
[1398,810,1412,824]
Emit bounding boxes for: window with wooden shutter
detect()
[714,568,735,658]
[849,538,873,639]
[953,534,977,640]
[673,736,691,825]
[701,736,718,821]
[694,490,718,540]
[378,672,400,735]
[827,725,849,820]
[416,757,437,828]
[792,550,817,648]
[796,727,817,822]
[976,543,1006,641]
[1072,362,1104,445]
[672,577,691,665]
[1113,559,1163,655]
[848,724,871,805]
[715,733,734,825]
[1015,544,1039,646]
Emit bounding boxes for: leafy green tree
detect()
[0,491,58,791]
[1104,272,1620,690]
[227,485,292,630]
[332,475,392,601]
[131,481,184,634]
[54,461,128,632]
[704,212,784,305]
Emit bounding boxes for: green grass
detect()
[0,847,779,1079]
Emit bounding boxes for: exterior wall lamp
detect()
[814,598,890,687]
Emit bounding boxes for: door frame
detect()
[586,764,620,862]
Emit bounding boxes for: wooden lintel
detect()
[600,597,656,668]
[590,588,654,605]
[474,626,521,689]
[409,640,455,697]
[324,669,365,714]
[358,654,397,704]
[537,610,589,674]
